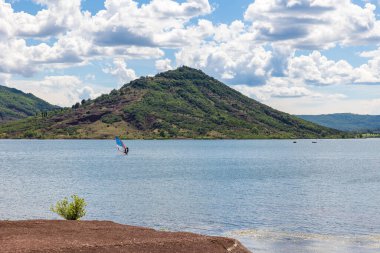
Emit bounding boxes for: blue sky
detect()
[3,0,380,114]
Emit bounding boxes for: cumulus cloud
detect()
[77,86,98,101]
[244,0,379,49]
[9,76,102,106]
[286,51,380,86]
[89,0,212,48]
[175,22,272,85]
[172,0,380,91]
[0,1,14,40]
[234,76,346,101]
[0,0,210,78]
[287,51,355,86]
[0,0,82,38]
[155,58,173,72]
[229,50,380,103]
[234,83,312,101]
[0,37,86,77]
[103,58,137,86]
[233,82,351,115]
[266,96,380,115]
[176,19,380,102]
[0,73,11,85]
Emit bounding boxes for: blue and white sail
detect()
[115,136,127,154]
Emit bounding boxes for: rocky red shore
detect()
[0,220,251,253]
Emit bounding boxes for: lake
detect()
[1,139,379,252]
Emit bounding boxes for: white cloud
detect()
[0,0,210,81]
[77,86,98,101]
[90,0,212,48]
[0,0,83,38]
[228,50,380,107]
[288,51,355,86]
[0,39,35,76]
[266,96,380,115]
[9,76,103,106]
[233,77,380,115]
[286,51,380,86]
[234,83,312,101]
[0,73,11,85]
[85,74,95,81]
[155,58,173,72]
[0,37,88,77]
[244,0,379,49]
[172,1,380,91]
[234,79,346,100]
[233,82,358,115]
[175,22,273,85]
[0,1,14,40]
[102,58,137,86]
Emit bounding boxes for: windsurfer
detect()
[115,136,129,155]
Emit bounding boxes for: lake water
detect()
[1,139,380,252]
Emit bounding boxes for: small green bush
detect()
[101,114,122,124]
[50,195,87,220]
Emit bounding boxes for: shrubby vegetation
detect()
[50,195,87,220]
[101,113,122,124]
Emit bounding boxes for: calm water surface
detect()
[1,139,380,252]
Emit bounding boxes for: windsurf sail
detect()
[115,136,127,154]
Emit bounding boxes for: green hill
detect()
[298,113,380,132]
[0,67,344,139]
[0,85,58,122]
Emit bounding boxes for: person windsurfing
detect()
[115,136,128,155]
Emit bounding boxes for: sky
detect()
[2,0,380,114]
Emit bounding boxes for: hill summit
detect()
[0,66,341,139]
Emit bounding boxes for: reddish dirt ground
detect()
[0,220,251,253]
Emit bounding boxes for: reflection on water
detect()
[1,139,380,253]
[228,229,380,253]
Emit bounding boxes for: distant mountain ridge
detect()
[0,67,343,139]
[298,113,380,132]
[0,85,58,122]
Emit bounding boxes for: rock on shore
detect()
[0,220,251,253]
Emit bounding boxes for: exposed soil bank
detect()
[0,220,251,253]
